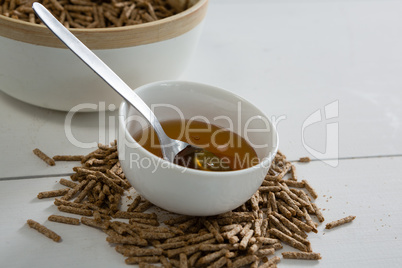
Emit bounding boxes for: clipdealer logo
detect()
[301,100,339,167]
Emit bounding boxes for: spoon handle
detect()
[32,3,172,152]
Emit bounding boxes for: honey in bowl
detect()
[133,119,259,171]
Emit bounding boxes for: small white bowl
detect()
[0,0,208,111]
[118,80,279,216]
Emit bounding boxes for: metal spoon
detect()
[32,3,230,171]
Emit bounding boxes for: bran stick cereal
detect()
[268,214,292,237]
[302,180,318,199]
[53,155,83,161]
[125,256,160,265]
[231,255,257,268]
[203,220,224,243]
[260,256,281,267]
[81,217,110,230]
[27,219,61,242]
[37,188,70,199]
[58,205,93,216]
[239,229,254,250]
[159,255,173,268]
[282,251,321,260]
[107,235,148,246]
[179,252,188,268]
[59,178,78,188]
[195,249,228,266]
[268,192,278,213]
[299,157,311,163]
[311,202,325,222]
[292,217,313,233]
[127,195,142,212]
[33,148,55,166]
[206,256,227,268]
[188,252,202,267]
[48,215,80,225]
[120,247,163,257]
[325,215,356,229]
[74,179,97,203]
[269,228,308,252]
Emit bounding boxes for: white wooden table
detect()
[1,0,401,267]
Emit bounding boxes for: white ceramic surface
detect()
[118,80,279,216]
[0,24,203,111]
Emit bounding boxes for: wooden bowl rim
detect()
[0,0,208,49]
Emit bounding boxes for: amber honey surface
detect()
[133,119,259,170]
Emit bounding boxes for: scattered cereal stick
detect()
[188,252,202,267]
[269,228,308,252]
[299,157,311,163]
[159,255,172,268]
[33,148,55,166]
[125,256,160,265]
[59,178,78,188]
[62,179,88,200]
[256,237,279,245]
[120,246,163,257]
[74,179,97,203]
[282,251,321,260]
[95,171,124,194]
[179,252,188,268]
[53,155,83,161]
[302,207,318,233]
[107,235,148,246]
[268,214,292,237]
[206,256,227,268]
[199,243,238,251]
[203,220,224,243]
[58,205,93,216]
[138,231,176,240]
[195,249,228,266]
[54,198,86,208]
[231,254,257,268]
[93,210,102,223]
[127,195,142,212]
[48,215,80,225]
[37,188,70,199]
[130,217,159,226]
[272,212,306,238]
[134,200,154,212]
[311,203,325,222]
[283,180,305,188]
[302,180,318,199]
[260,256,281,267]
[164,215,194,225]
[114,211,157,219]
[155,241,187,250]
[239,229,254,250]
[187,233,214,244]
[81,217,110,230]
[139,262,159,268]
[325,215,356,229]
[26,219,61,242]
[222,224,242,239]
[166,244,200,258]
[256,248,275,257]
[259,186,282,192]
[276,191,304,217]
[268,192,278,213]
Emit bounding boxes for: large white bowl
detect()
[118,81,279,216]
[0,0,208,111]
